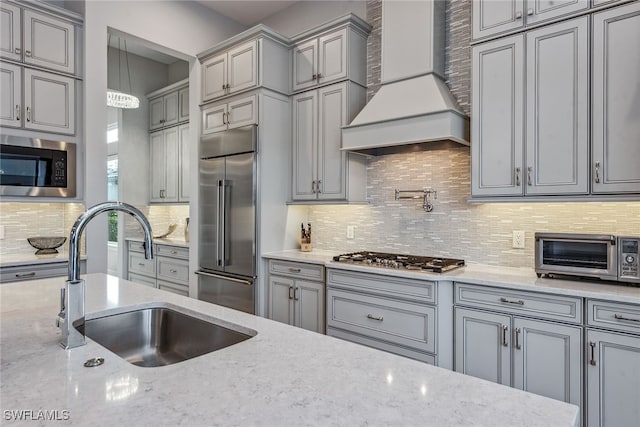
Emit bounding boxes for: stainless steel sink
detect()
[81,307,254,367]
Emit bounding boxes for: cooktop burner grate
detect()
[332,251,465,273]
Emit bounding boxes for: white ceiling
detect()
[195,0,298,26]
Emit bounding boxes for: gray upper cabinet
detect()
[592,2,640,194]
[0,62,21,128]
[23,68,75,135]
[23,9,75,75]
[291,81,366,202]
[1,2,21,62]
[150,127,179,203]
[525,17,588,195]
[148,79,188,131]
[291,16,369,94]
[472,0,589,40]
[472,34,524,196]
[201,40,257,102]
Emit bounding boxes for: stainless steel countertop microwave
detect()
[0,135,76,198]
[535,233,640,284]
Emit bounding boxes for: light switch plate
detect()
[347,225,355,239]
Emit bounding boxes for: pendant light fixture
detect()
[107,34,140,109]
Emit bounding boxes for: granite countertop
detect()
[1,274,578,426]
[126,237,189,248]
[0,252,87,268]
[263,250,640,304]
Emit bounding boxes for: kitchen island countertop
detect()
[1,273,578,426]
[263,250,640,304]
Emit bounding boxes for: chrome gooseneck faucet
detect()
[57,202,153,349]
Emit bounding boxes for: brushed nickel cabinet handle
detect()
[614,314,640,323]
[317,180,322,193]
[222,84,226,90]
[367,314,384,321]
[515,11,523,19]
[312,73,317,80]
[500,297,525,305]
[594,161,601,183]
[25,49,31,57]
[312,180,317,194]
[288,286,294,300]
[515,328,522,350]
[138,263,145,266]
[589,341,596,366]
[169,269,178,273]
[316,73,322,79]
[15,105,20,121]
[527,166,532,186]
[15,272,36,278]
[15,48,21,54]
[294,287,299,301]
[527,8,534,16]
[288,268,301,273]
[502,325,509,347]
[515,167,521,186]
[26,106,31,122]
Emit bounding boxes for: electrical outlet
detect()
[347,225,355,239]
[512,230,525,249]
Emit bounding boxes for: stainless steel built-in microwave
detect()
[0,136,76,197]
[535,233,640,284]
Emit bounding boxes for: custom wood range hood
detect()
[342,0,469,156]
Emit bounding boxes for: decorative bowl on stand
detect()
[27,237,67,255]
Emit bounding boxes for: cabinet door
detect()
[201,52,226,102]
[317,83,347,200]
[163,91,179,127]
[1,2,21,62]
[178,124,190,202]
[318,28,347,86]
[592,2,640,194]
[513,318,582,413]
[472,0,525,40]
[178,86,189,122]
[455,307,511,386]
[0,63,21,128]
[292,38,318,92]
[525,17,588,195]
[228,40,257,95]
[23,9,74,74]
[23,68,74,135]
[163,127,179,202]
[291,90,318,200]
[149,97,165,130]
[526,0,589,25]
[294,280,325,334]
[227,95,256,130]
[268,275,294,326]
[471,35,524,196]
[201,102,228,135]
[149,131,166,203]
[586,329,640,427]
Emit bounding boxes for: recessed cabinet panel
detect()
[179,124,190,202]
[1,3,21,62]
[23,9,74,74]
[202,103,227,134]
[23,68,74,135]
[317,84,346,199]
[292,91,318,200]
[227,40,257,95]
[201,53,226,101]
[525,17,588,195]
[0,63,21,127]
[150,131,166,203]
[473,0,525,40]
[227,95,256,129]
[318,28,347,85]
[163,91,179,127]
[163,127,179,202]
[149,97,165,130]
[455,307,512,386]
[178,87,189,122]
[292,39,318,92]
[526,0,589,25]
[592,2,640,193]
[295,280,325,334]
[471,35,524,196]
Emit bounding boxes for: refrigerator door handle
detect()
[195,270,253,286]
[220,178,227,267]
[216,179,223,267]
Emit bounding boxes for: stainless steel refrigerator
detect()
[196,125,257,314]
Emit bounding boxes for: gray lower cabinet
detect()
[326,268,439,365]
[586,299,640,427]
[267,260,325,334]
[454,283,583,420]
[0,259,86,283]
[591,2,640,194]
[126,241,189,296]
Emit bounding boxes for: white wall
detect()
[84,0,246,274]
[261,0,366,37]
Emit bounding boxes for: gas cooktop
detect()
[332,251,465,273]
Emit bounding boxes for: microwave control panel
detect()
[619,237,640,283]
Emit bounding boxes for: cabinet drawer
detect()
[269,260,324,281]
[128,273,157,288]
[128,252,156,276]
[327,288,436,354]
[587,299,640,335]
[454,283,582,323]
[156,244,189,260]
[158,279,189,297]
[157,257,189,284]
[128,241,147,253]
[327,268,435,304]
[1,262,66,283]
